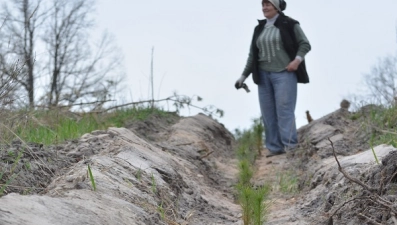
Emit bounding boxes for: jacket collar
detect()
[258,19,267,26]
[257,12,285,25]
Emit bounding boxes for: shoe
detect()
[266,151,286,158]
[284,145,297,152]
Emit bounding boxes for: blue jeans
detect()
[258,70,298,153]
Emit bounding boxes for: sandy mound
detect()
[253,108,397,225]
[2,107,397,225]
[0,114,240,225]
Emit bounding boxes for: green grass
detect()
[0,151,22,196]
[111,107,170,126]
[135,167,142,181]
[361,105,397,148]
[151,173,157,193]
[1,106,171,145]
[0,105,176,198]
[157,201,165,220]
[87,164,96,191]
[16,115,101,145]
[0,174,16,197]
[276,171,299,194]
[349,113,361,121]
[369,134,380,164]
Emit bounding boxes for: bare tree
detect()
[350,27,397,107]
[0,61,22,108]
[0,0,46,108]
[0,0,123,109]
[42,0,123,109]
[363,54,397,105]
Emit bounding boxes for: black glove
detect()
[235,75,247,89]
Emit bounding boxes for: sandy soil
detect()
[1,107,397,225]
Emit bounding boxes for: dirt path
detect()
[252,152,308,225]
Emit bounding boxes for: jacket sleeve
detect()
[241,41,254,77]
[293,24,311,59]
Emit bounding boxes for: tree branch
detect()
[328,138,377,192]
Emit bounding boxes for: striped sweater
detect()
[242,13,311,75]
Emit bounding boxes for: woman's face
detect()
[262,2,278,19]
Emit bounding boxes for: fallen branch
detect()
[100,94,223,118]
[372,126,397,136]
[99,98,171,112]
[370,196,397,214]
[391,215,397,225]
[35,100,114,109]
[328,138,377,192]
[386,171,397,186]
[328,138,397,223]
[200,151,214,159]
[175,142,194,146]
[0,184,45,190]
[328,197,371,219]
[357,213,382,225]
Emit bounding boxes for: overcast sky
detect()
[94,0,397,132]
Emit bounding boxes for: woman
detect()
[235,0,311,157]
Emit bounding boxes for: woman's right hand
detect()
[235,75,247,89]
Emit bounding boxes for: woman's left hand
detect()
[286,59,301,72]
